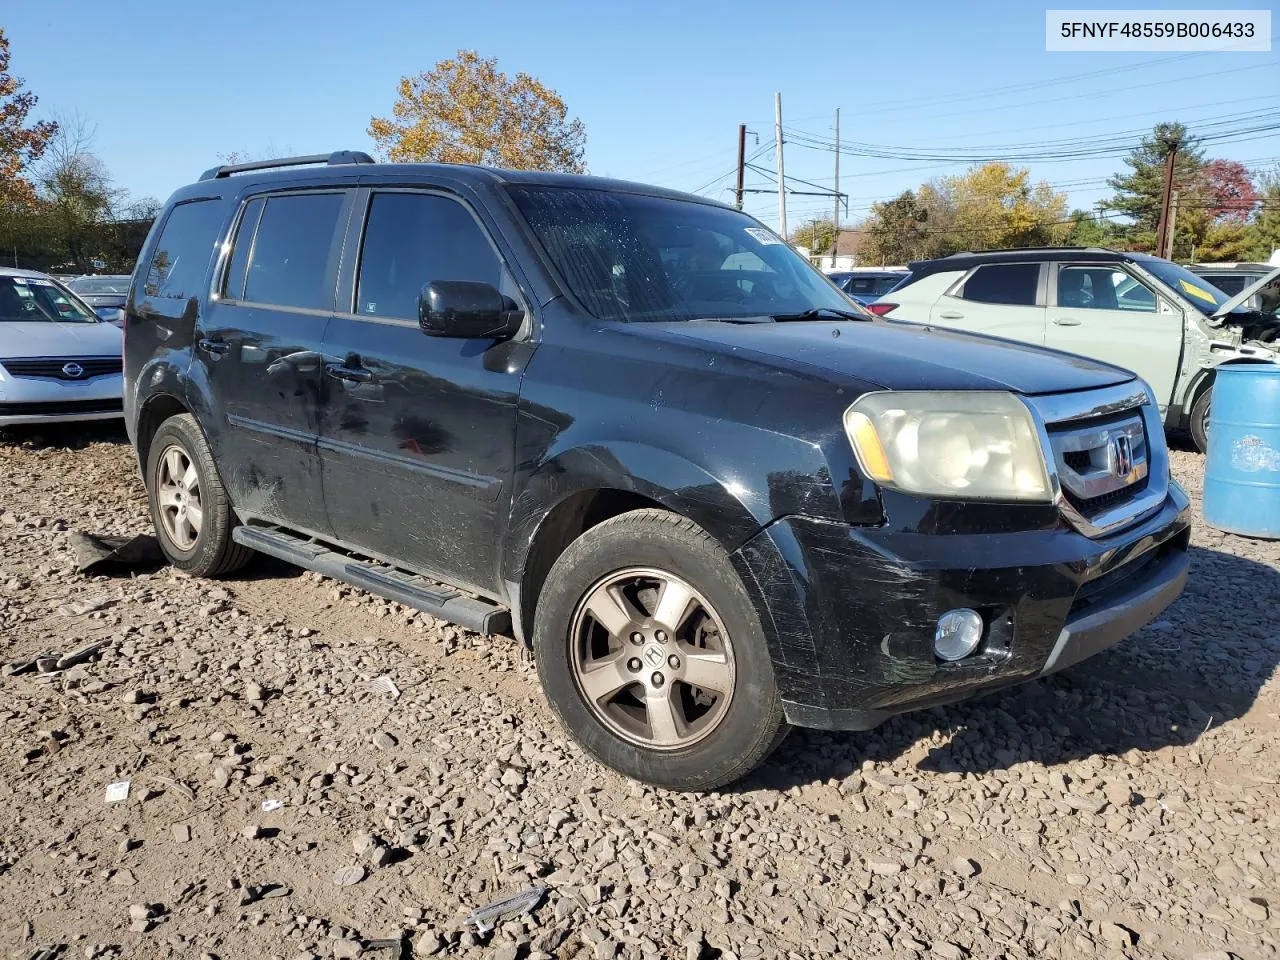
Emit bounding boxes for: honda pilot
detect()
[124,153,1191,790]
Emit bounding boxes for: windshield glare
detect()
[1142,260,1235,314]
[509,186,863,322]
[0,276,99,323]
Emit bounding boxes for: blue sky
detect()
[5,0,1278,234]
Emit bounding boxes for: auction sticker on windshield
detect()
[745,227,783,245]
[1179,278,1218,304]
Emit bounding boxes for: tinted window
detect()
[960,263,1039,306]
[510,185,860,322]
[356,193,505,320]
[1204,275,1247,296]
[243,193,345,311]
[143,199,223,299]
[223,197,264,300]
[846,275,905,297]
[1059,266,1155,312]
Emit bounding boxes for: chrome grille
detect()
[1024,383,1168,539]
[0,357,122,380]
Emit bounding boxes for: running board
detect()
[231,525,512,637]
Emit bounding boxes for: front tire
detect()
[1190,388,1211,454]
[532,509,787,791]
[146,414,252,577]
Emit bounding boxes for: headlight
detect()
[844,391,1051,501]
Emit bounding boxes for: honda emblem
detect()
[1110,434,1133,479]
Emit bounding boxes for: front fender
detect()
[503,440,775,586]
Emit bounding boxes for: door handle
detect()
[938,311,964,320]
[1052,317,1082,327]
[324,363,373,384]
[198,338,230,356]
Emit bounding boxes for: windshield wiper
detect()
[769,307,868,322]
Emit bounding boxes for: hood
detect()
[643,319,1134,395]
[1210,266,1280,323]
[0,320,122,359]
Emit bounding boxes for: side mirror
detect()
[418,281,523,339]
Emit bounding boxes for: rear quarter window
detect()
[143,199,225,300]
[959,263,1040,306]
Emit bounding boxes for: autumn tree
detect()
[942,162,1068,252]
[368,50,586,172]
[0,28,57,208]
[1203,159,1258,223]
[788,218,837,254]
[857,191,932,265]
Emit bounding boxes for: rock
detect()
[172,824,191,843]
[1065,873,1090,886]
[932,943,966,959]
[951,856,979,878]
[1240,898,1268,922]
[1098,922,1135,947]
[242,824,264,840]
[371,730,397,750]
[332,941,362,959]
[867,858,904,876]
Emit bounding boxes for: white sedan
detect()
[0,267,123,427]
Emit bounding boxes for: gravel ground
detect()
[0,423,1276,960]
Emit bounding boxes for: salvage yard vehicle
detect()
[1188,261,1279,316]
[66,274,133,327]
[0,267,124,428]
[876,249,1280,452]
[124,153,1191,790]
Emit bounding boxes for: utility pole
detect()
[774,92,787,239]
[1163,191,1180,260]
[833,108,841,243]
[1155,137,1180,259]
[811,217,820,257]
[734,124,746,210]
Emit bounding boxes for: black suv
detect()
[124,153,1191,790]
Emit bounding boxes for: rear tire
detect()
[146,414,252,577]
[532,508,788,791]
[1190,388,1211,454]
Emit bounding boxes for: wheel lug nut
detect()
[655,630,667,643]
[630,632,644,645]
[651,672,664,687]
[627,658,641,672]
[668,655,680,669]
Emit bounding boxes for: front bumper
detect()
[733,483,1192,731]
[0,372,124,426]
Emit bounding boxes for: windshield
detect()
[509,186,863,322]
[1141,260,1236,315]
[69,276,131,295]
[0,275,99,323]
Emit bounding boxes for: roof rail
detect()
[198,150,376,182]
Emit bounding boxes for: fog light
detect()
[934,609,983,661]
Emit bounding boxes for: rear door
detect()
[192,189,353,536]
[929,262,1048,343]
[1045,262,1182,407]
[317,187,533,596]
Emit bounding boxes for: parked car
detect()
[1187,262,1278,315]
[0,267,124,427]
[66,274,133,327]
[827,268,909,305]
[875,248,1280,452]
[125,154,1191,790]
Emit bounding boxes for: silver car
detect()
[0,267,124,427]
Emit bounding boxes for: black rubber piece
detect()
[146,413,253,577]
[532,508,788,792]
[1189,387,1211,454]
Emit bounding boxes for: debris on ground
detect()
[66,530,164,573]
[464,886,547,935]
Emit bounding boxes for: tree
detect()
[1202,159,1258,223]
[941,162,1068,252]
[368,50,586,172]
[857,190,932,265]
[1063,209,1122,248]
[0,28,57,208]
[1244,166,1280,262]
[788,218,837,254]
[1105,122,1206,251]
[35,118,125,273]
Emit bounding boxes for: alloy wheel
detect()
[156,444,204,551]
[569,567,736,749]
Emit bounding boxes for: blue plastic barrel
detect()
[1203,363,1280,538]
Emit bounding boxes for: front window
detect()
[1141,260,1235,314]
[0,275,99,323]
[508,186,860,322]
